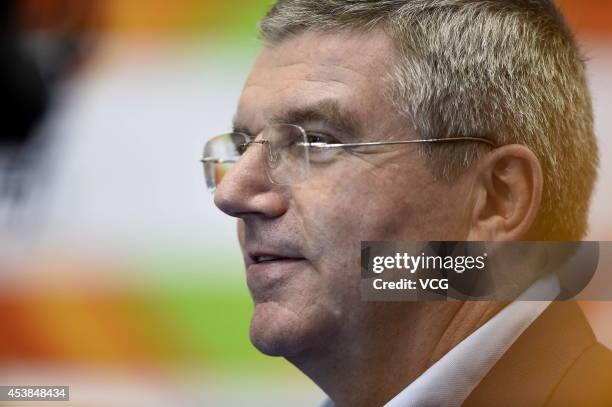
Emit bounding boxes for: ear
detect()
[467,144,543,240]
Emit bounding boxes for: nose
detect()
[214,142,288,219]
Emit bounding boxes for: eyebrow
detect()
[232,99,361,138]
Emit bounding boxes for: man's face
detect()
[214,29,474,357]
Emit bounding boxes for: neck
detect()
[288,301,506,407]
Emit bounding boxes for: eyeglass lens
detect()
[203,124,310,190]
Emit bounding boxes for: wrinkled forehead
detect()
[234,29,396,135]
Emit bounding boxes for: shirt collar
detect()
[318,274,560,407]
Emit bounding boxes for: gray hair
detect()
[259,0,598,240]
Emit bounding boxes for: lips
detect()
[255,255,288,263]
[248,254,307,274]
[245,250,308,292]
[250,257,306,272]
[247,250,305,266]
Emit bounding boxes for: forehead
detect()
[234,29,396,134]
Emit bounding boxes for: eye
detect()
[305,132,338,145]
[236,143,248,155]
[230,132,250,155]
[304,132,342,163]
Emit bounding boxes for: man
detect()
[205,0,612,405]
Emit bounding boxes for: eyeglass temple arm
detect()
[200,158,239,163]
[302,137,497,149]
[200,137,496,161]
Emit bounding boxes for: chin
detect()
[249,301,332,357]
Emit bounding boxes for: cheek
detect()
[293,161,459,264]
[298,173,419,240]
[292,173,418,273]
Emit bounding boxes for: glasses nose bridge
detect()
[243,138,276,167]
[220,138,270,189]
[244,139,269,149]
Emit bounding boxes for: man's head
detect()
[213,0,597,358]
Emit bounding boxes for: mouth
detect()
[250,254,304,264]
[246,250,308,281]
[249,252,306,266]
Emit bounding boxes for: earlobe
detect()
[468,145,543,241]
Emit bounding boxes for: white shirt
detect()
[318,274,560,407]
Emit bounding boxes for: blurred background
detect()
[0,1,610,406]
